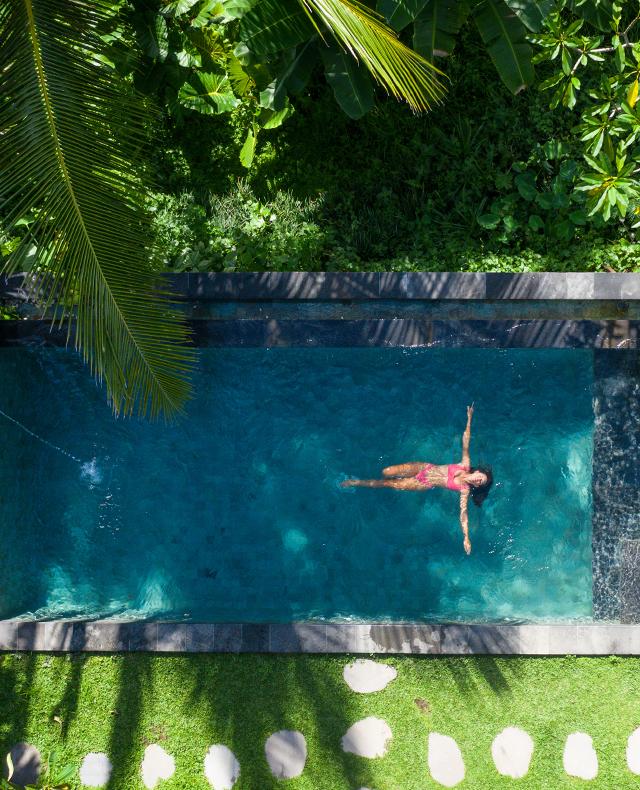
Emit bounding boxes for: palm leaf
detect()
[299,0,446,111]
[0,0,195,419]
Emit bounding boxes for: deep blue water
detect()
[0,346,593,622]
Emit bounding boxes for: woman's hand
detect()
[467,403,474,420]
[463,536,472,555]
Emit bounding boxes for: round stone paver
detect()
[204,745,240,789]
[343,660,397,694]
[265,730,307,779]
[80,753,112,787]
[341,718,392,759]
[428,733,465,788]
[5,743,41,787]
[627,728,640,774]
[141,744,175,789]
[563,732,598,780]
[491,727,534,779]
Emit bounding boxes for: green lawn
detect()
[2,653,639,789]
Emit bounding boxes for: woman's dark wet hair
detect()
[469,465,493,507]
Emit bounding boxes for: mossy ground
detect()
[1,653,640,789]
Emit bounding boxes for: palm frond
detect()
[0,0,195,419]
[300,0,447,111]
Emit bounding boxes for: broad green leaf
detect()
[514,171,538,200]
[160,0,201,16]
[191,0,226,26]
[239,0,315,56]
[414,0,469,61]
[377,0,429,32]
[261,101,295,127]
[227,53,254,96]
[269,41,318,110]
[0,0,194,418]
[179,72,240,113]
[321,45,375,119]
[528,214,544,230]
[240,127,258,167]
[221,0,258,20]
[503,0,553,32]
[472,0,535,94]
[477,213,501,228]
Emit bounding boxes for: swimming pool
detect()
[0,344,594,622]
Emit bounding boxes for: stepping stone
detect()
[428,733,465,788]
[491,727,534,778]
[80,753,112,787]
[265,730,307,779]
[141,744,175,789]
[204,745,240,789]
[343,660,397,694]
[563,732,598,780]
[627,727,640,774]
[341,717,392,759]
[5,743,40,786]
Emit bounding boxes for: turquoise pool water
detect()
[0,346,593,622]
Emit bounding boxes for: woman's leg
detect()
[382,463,428,478]
[341,478,426,490]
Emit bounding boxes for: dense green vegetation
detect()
[146,17,640,273]
[1,653,640,789]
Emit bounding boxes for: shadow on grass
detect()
[52,654,88,739]
[0,652,38,755]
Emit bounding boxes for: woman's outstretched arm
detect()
[460,491,471,554]
[461,403,473,467]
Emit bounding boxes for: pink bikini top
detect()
[446,464,470,492]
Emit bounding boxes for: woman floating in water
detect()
[341,405,493,555]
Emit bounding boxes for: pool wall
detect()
[2,271,640,655]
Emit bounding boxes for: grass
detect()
[1,653,640,789]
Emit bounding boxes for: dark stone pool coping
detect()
[3,272,640,302]
[170,272,640,301]
[2,621,640,655]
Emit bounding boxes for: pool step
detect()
[620,539,640,624]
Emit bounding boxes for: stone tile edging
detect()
[4,272,640,303]
[2,621,640,655]
[163,272,640,301]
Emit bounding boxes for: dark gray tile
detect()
[594,273,640,299]
[0,622,17,651]
[486,273,569,299]
[16,622,47,651]
[45,622,86,651]
[186,623,214,652]
[161,273,189,297]
[440,625,472,654]
[126,623,157,651]
[367,624,441,654]
[380,272,485,299]
[187,273,272,300]
[270,624,326,653]
[214,623,242,652]
[157,623,187,652]
[325,624,357,653]
[268,273,380,299]
[77,622,127,652]
[241,623,270,652]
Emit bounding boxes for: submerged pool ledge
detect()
[2,621,640,656]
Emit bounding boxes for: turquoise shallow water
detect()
[0,346,593,622]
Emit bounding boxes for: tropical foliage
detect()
[533,1,640,223]
[0,0,194,419]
